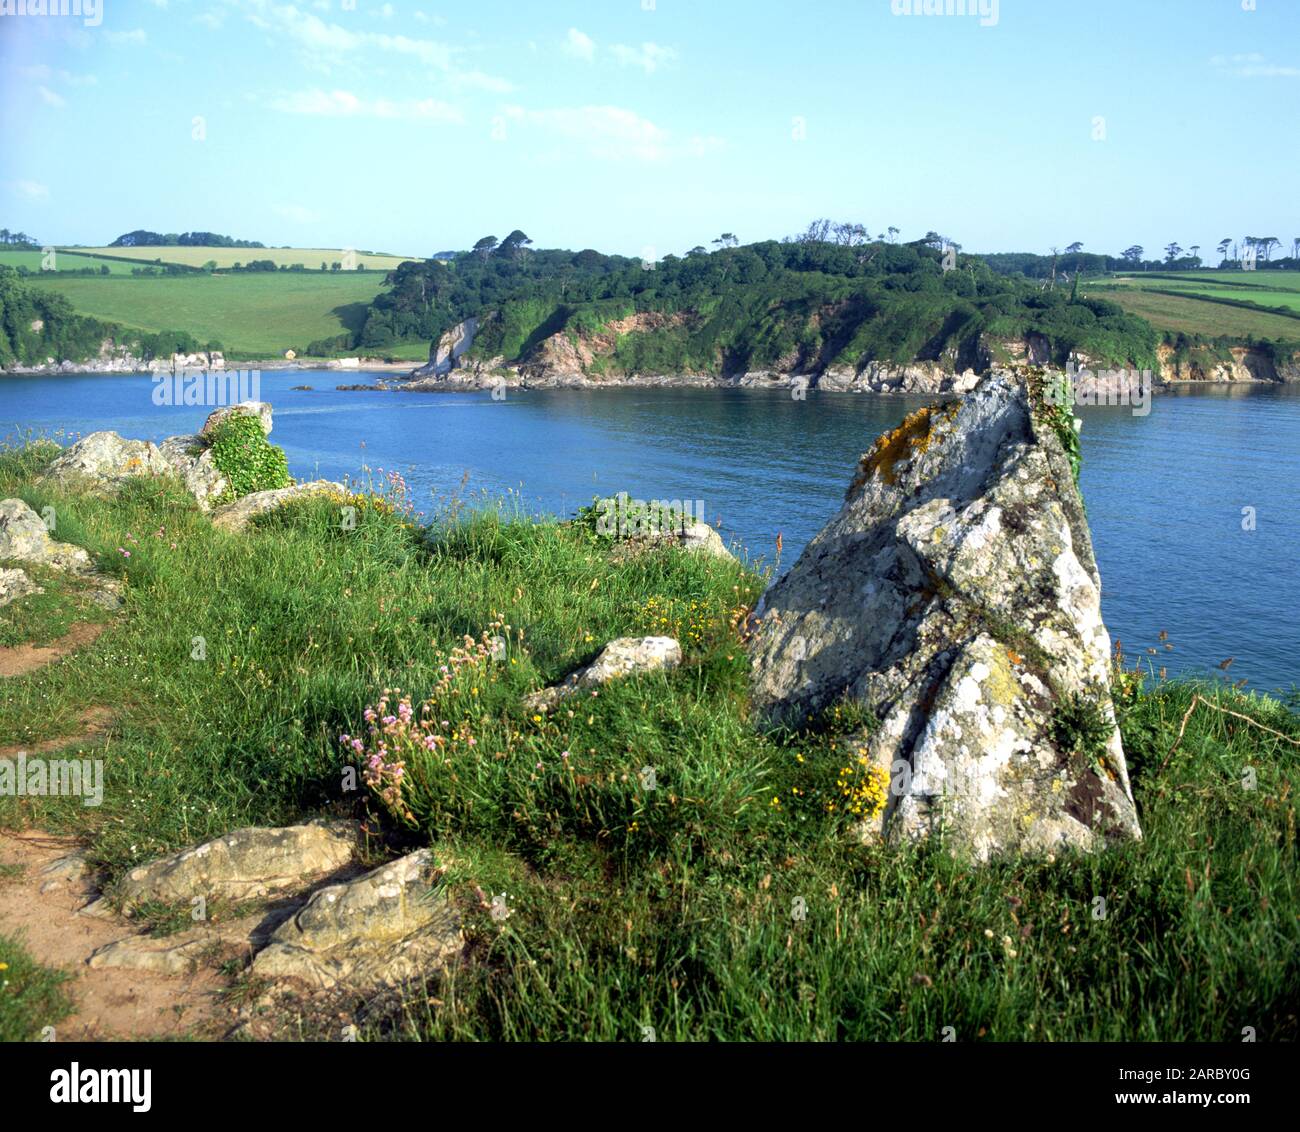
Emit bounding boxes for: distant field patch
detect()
[27,272,397,357]
[1087,285,1300,340]
[60,246,417,271]
[0,249,136,274]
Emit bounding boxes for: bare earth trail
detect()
[0,621,109,679]
[0,831,234,1040]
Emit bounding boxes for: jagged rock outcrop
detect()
[250,850,462,990]
[90,821,360,914]
[748,371,1141,860]
[200,401,273,438]
[525,636,683,712]
[210,481,344,533]
[411,318,479,378]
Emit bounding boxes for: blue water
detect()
[3,371,1298,693]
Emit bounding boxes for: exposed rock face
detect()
[100,821,360,912]
[636,519,734,560]
[158,436,227,508]
[250,850,461,990]
[0,498,93,573]
[748,372,1141,860]
[210,481,344,533]
[0,566,43,606]
[411,318,479,377]
[525,636,683,712]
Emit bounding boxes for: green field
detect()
[0,249,138,274]
[1085,286,1300,340]
[62,246,415,271]
[27,271,396,357]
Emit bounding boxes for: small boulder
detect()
[524,636,682,712]
[0,566,43,607]
[210,481,345,533]
[0,498,92,573]
[158,435,228,510]
[97,820,360,913]
[250,850,461,990]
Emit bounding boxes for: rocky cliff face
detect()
[4,341,225,376]
[1156,343,1300,385]
[411,318,479,378]
[748,371,1141,860]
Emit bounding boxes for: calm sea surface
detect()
[3,372,1298,692]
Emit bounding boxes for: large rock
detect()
[39,432,171,491]
[98,821,360,913]
[210,481,344,533]
[748,371,1141,860]
[524,636,683,712]
[250,850,461,990]
[158,436,227,510]
[0,498,92,573]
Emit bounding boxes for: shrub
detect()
[208,414,292,500]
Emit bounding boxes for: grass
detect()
[0,439,1296,1041]
[0,933,73,1041]
[0,249,137,274]
[60,246,416,271]
[25,272,397,358]
[1084,286,1300,340]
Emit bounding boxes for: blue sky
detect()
[2,0,1297,258]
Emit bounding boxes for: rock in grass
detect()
[250,850,461,990]
[748,371,1141,860]
[524,636,683,712]
[158,435,227,510]
[210,481,345,533]
[39,432,171,491]
[97,821,360,913]
[0,566,43,606]
[0,498,92,573]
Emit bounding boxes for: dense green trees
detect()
[354,232,1159,371]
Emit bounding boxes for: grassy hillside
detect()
[0,438,1296,1041]
[64,246,414,271]
[1085,287,1300,340]
[1084,269,1300,340]
[25,271,391,358]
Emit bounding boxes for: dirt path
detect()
[0,622,109,678]
[0,831,238,1041]
[0,706,115,760]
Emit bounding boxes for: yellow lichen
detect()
[846,402,958,497]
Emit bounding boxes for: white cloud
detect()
[105,29,148,45]
[379,3,394,18]
[562,28,596,63]
[145,0,169,8]
[610,42,677,74]
[447,70,514,94]
[38,86,66,108]
[412,10,446,25]
[195,10,226,30]
[502,104,720,163]
[275,204,323,224]
[20,66,97,86]
[271,88,463,122]
[1210,52,1300,78]
[240,1,452,67]
[12,180,50,201]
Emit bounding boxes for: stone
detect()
[0,498,92,573]
[97,820,360,913]
[748,371,1141,860]
[0,566,42,607]
[210,481,345,533]
[38,852,90,894]
[39,432,171,491]
[158,435,228,510]
[200,401,273,438]
[250,850,461,990]
[524,636,683,712]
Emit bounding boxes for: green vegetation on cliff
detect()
[359,237,1161,374]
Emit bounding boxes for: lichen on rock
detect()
[748,370,1141,860]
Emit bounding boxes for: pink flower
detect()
[117,548,130,558]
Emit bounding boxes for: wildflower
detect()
[561,750,570,760]
[117,548,130,558]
